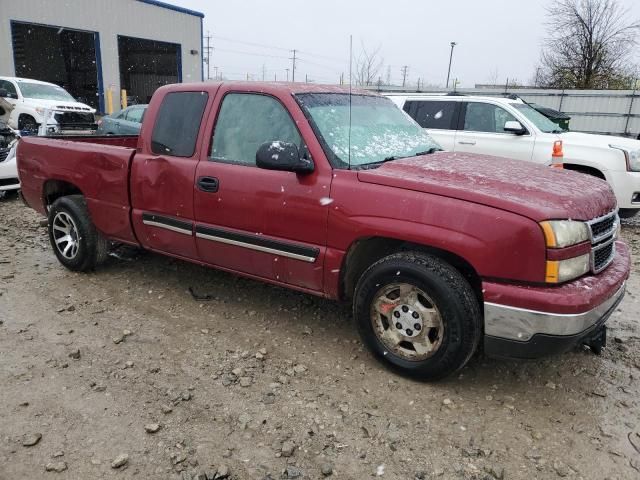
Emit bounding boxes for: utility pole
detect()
[203,31,213,80]
[262,64,267,81]
[400,66,409,87]
[285,68,290,82]
[446,41,457,89]
[417,77,421,91]
[290,49,297,82]
[386,65,391,86]
[340,72,344,85]
[213,66,218,81]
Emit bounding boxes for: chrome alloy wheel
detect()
[52,211,80,260]
[370,283,444,361]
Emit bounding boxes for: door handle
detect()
[458,141,476,145]
[197,176,219,193]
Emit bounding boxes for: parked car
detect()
[0,76,96,133]
[17,82,630,380]
[0,96,20,196]
[96,104,147,135]
[387,93,640,218]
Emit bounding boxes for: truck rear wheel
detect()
[48,195,109,272]
[353,252,481,380]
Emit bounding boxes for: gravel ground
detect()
[1,193,640,480]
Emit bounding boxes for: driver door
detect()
[193,91,331,291]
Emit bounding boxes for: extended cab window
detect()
[463,102,518,134]
[151,92,208,157]
[211,93,302,166]
[403,101,458,130]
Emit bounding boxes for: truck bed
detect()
[17,135,139,244]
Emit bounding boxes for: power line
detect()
[213,47,290,60]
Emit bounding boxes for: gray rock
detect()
[161,405,173,414]
[553,461,569,477]
[144,423,161,433]
[281,440,296,457]
[216,464,230,478]
[22,433,42,447]
[68,348,81,360]
[45,461,67,472]
[111,453,129,468]
[239,376,253,387]
[113,335,125,344]
[283,465,302,478]
[321,462,334,476]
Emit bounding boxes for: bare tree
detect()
[537,0,640,89]
[355,43,384,86]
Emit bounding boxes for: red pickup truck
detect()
[17,82,630,380]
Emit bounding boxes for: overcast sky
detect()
[173,0,640,87]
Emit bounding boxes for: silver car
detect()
[97,104,147,135]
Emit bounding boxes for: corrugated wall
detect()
[0,0,202,113]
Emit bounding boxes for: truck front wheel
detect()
[48,195,109,271]
[353,252,481,380]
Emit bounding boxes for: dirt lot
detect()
[1,194,639,480]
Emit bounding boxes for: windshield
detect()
[512,103,564,133]
[296,93,441,168]
[17,82,76,102]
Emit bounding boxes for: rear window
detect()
[403,100,458,130]
[151,92,208,157]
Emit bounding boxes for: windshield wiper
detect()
[549,129,565,134]
[414,147,443,155]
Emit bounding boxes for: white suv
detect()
[0,76,95,133]
[386,93,640,217]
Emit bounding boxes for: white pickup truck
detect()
[387,93,640,218]
[0,76,95,133]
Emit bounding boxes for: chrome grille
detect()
[587,210,618,273]
[0,148,8,163]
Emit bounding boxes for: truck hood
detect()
[560,131,640,151]
[357,152,617,222]
[22,98,95,114]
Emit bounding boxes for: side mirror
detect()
[256,141,314,173]
[0,89,8,98]
[504,120,526,135]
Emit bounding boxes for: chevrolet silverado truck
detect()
[17,82,630,380]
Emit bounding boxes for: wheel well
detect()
[340,237,483,305]
[18,113,37,125]
[43,180,83,210]
[562,163,606,180]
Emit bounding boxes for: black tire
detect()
[353,252,481,380]
[1,190,19,200]
[47,195,109,272]
[18,115,38,133]
[618,208,638,219]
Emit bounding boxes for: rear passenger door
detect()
[130,90,211,260]
[402,100,460,151]
[455,101,535,161]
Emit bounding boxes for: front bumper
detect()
[483,241,630,359]
[608,170,640,210]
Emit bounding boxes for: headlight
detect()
[540,220,590,248]
[545,253,591,283]
[610,145,640,172]
[34,108,54,118]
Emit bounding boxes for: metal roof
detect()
[136,0,204,18]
